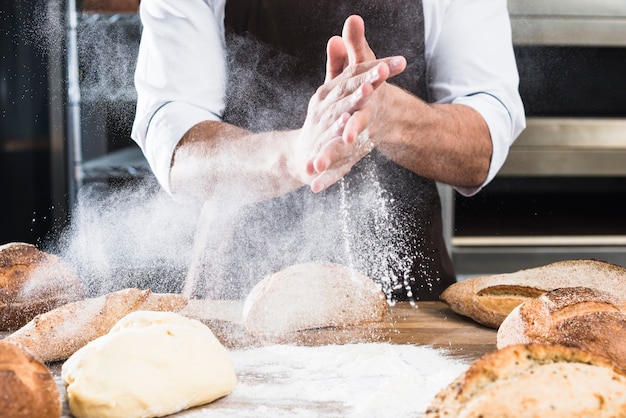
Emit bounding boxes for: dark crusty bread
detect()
[425,343,626,417]
[497,287,626,372]
[242,262,388,337]
[0,242,86,331]
[0,340,62,417]
[440,259,626,328]
[4,288,187,363]
[80,0,140,12]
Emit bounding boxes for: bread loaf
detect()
[440,259,626,328]
[80,0,140,12]
[242,262,387,337]
[0,340,62,417]
[0,242,86,331]
[4,288,187,363]
[497,286,626,372]
[425,343,626,417]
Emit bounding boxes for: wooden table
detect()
[179,300,497,360]
[2,301,497,417]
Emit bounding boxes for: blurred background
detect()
[1,0,625,276]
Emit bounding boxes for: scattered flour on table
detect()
[184,343,470,418]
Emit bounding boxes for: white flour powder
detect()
[183,343,470,418]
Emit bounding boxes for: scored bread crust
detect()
[4,288,188,363]
[0,242,86,331]
[242,261,388,337]
[424,343,626,418]
[0,340,62,417]
[497,287,626,372]
[440,259,626,328]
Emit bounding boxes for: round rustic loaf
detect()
[0,242,86,330]
[425,343,626,417]
[242,261,387,337]
[0,340,62,417]
[440,259,626,328]
[497,286,626,372]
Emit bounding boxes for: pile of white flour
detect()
[186,343,470,417]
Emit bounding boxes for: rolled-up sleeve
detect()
[424,0,526,196]
[131,0,227,194]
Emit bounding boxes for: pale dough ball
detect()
[243,261,387,337]
[61,310,236,418]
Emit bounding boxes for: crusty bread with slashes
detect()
[425,343,626,418]
[5,288,187,363]
[0,340,62,418]
[0,242,86,331]
[497,286,626,372]
[242,262,387,337]
[440,259,626,328]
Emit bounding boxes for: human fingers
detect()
[318,63,384,123]
[304,113,350,176]
[309,118,372,174]
[309,144,371,193]
[342,15,375,65]
[325,36,348,82]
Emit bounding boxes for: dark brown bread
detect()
[0,340,62,417]
[0,242,86,331]
[425,343,626,417]
[440,259,626,328]
[80,0,140,12]
[497,286,626,372]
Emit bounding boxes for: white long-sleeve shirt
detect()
[131,0,526,197]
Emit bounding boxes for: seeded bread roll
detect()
[440,259,626,328]
[0,242,86,331]
[425,343,626,417]
[242,262,387,337]
[0,340,62,417]
[497,287,626,372]
[5,288,188,363]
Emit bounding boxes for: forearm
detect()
[169,121,304,203]
[375,85,492,189]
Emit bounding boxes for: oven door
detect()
[446,0,626,276]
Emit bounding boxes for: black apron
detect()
[190,0,456,302]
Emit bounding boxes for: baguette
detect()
[425,343,626,417]
[440,259,626,328]
[4,288,187,363]
[497,286,626,372]
[0,242,86,330]
[242,262,387,337]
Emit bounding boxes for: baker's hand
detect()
[307,15,406,193]
[292,54,402,188]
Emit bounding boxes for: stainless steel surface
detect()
[509,0,626,46]
[453,246,626,276]
[500,118,626,177]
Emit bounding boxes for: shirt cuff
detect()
[451,93,516,197]
[144,102,220,195]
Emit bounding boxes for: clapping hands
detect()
[299,15,406,193]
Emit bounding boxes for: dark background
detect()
[0,0,56,246]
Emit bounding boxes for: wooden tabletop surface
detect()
[2,301,498,417]
[179,300,497,361]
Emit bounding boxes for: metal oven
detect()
[446,0,626,275]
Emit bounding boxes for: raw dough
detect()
[61,310,236,418]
